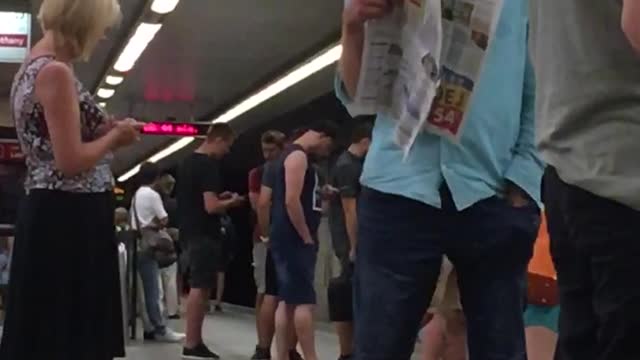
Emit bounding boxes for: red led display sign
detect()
[141,122,206,136]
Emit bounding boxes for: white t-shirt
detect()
[130,186,168,230]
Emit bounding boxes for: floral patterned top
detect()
[10,55,114,193]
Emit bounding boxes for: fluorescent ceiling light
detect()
[214,45,343,124]
[116,44,342,182]
[117,164,140,183]
[97,88,115,99]
[117,137,194,182]
[114,23,162,72]
[151,0,180,14]
[105,75,124,86]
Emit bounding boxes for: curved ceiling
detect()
[1,0,344,176]
[92,0,343,176]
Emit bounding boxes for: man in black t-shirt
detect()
[177,124,244,360]
[328,123,372,360]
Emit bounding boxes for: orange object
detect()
[528,213,556,279]
[527,213,559,306]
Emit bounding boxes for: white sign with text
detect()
[0,12,31,64]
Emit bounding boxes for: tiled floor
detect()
[0,307,421,359]
[121,307,421,360]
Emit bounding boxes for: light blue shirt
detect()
[336,0,542,210]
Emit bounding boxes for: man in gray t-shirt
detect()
[530,2,640,359]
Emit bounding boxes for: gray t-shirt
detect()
[529,1,640,209]
[328,151,364,266]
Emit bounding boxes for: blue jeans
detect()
[354,187,539,360]
[137,253,166,334]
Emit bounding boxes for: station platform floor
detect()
[121,306,422,360]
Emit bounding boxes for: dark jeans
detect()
[544,167,640,360]
[354,187,539,360]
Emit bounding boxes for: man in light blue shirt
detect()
[337,1,543,359]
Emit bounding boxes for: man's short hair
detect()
[309,120,339,140]
[289,128,307,142]
[138,162,161,186]
[206,123,235,142]
[261,130,286,148]
[351,122,373,144]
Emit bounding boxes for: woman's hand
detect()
[110,118,144,149]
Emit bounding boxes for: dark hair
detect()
[206,123,235,142]
[261,130,286,148]
[138,162,161,186]
[351,122,373,144]
[288,128,307,142]
[309,120,339,139]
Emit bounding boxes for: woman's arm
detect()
[35,62,134,177]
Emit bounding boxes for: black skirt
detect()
[0,190,125,360]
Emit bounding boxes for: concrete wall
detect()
[0,99,11,127]
[314,217,342,322]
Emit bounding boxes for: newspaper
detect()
[346,0,504,158]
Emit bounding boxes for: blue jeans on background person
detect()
[354,186,539,360]
[137,252,166,335]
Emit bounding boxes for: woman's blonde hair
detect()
[38,0,121,61]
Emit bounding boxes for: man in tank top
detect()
[269,121,338,360]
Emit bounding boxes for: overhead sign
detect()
[141,122,207,137]
[0,12,31,64]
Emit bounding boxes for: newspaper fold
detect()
[346,0,504,159]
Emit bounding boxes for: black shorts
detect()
[328,275,353,322]
[184,235,222,290]
[264,249,278,297]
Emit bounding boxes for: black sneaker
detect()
[338,355,353,360]
[251,345,271,359]
[182,343,220,359]
[214,304,223,313]
[143,331,156,341]
[289,349,304,360]
[168,314,181,320]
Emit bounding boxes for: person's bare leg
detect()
[294,304,318,360]
[258,294,278,350]
[185,287,210,348]
[422,312,446,360]
[288,320,299,354]
[256,292,265,342]
[215,272,225,306]
[335,321,354,357]
[275,301,293,360]
[525,326,557,360]
[442,311,466,360]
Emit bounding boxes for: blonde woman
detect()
[0,0,142,359]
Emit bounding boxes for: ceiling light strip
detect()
[151,0,180,14]
[114,22,163,72]
[116,44,343,182]
[97,88,116,99]
[105,75,124,85]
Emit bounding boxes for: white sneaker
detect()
[156,328,186,343]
